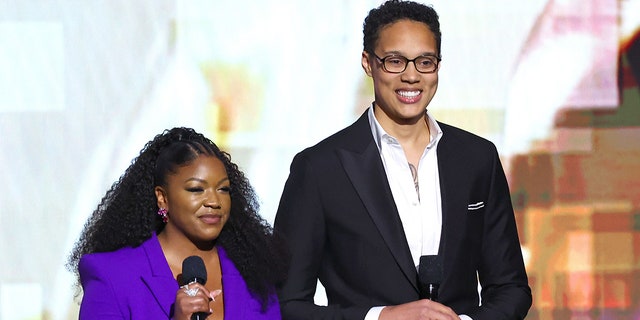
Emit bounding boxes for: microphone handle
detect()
[192,312,208,320]
[186,278,207,319]
[419,283,439,301]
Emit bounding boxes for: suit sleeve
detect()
[78,254,125,319]
[274,152,369,320]
[469,149,532,320]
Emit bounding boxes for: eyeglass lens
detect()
[383,55,438,73]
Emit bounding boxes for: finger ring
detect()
[184,287,199,297]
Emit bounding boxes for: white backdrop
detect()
[0,0,628,319]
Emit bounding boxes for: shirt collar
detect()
[368,104,443,152]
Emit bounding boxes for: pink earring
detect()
[157,208,168,223]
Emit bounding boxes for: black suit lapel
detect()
[435,124,467,278]
[337,112,418,291]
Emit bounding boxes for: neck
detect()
[374,108,431,144]
[157,227,217,261]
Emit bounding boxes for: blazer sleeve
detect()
[78,254,126,319]
[274,152,369,320]
[469,149,532,320]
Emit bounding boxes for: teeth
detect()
[397,90,420,97]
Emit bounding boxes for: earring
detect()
[157,208,168,223]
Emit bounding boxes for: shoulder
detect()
[80,245,138,266]
[296,112,371,160]
[438,121,498,154]
[79,248,137,282]
[79,237,154,280]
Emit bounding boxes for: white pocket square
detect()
[468,202,485,210]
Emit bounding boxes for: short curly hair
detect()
[67,127,287,310]
[363,0,442,57]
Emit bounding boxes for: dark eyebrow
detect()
[381,51,438,58]
[185,177,206,183]
[185,177,230,185]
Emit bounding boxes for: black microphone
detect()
[182,255,208,320]
[418,255,442,301]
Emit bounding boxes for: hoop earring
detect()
[157,208,168,223]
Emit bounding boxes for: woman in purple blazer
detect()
[67,127,287,319]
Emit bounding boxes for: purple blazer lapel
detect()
[214,247,283,319]
[218,246,247,319]
[140,233,180,318]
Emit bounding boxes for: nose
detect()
[204,200,222,209]
[401,61,421,83]
[203,192,222,209]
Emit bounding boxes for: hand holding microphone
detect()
[379,256,459,319]
[173,256,215,320]
[183,255,209,320]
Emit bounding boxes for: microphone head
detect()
[418,255,442,284]
[182,255,207,285]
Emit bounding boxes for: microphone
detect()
[182,255,208,320]
[418,255,442,301]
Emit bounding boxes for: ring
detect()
[184,287,200,297]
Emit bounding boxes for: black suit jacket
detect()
[274,110,531,320]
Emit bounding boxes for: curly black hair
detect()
[67,127,288,310]
[363,0,442,57]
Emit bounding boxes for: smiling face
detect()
[155,155,231,245]
[362,19,440,126]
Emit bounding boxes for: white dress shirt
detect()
[368,106,443,266]
[364,106,471,320]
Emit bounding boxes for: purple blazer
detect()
[79,233,281,319]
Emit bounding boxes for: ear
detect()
[155,186,168,209]
[361,51,373,77]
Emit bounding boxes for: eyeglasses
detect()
[373,53,441,74]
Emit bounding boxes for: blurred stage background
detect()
[0,0,638,319]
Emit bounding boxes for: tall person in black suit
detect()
[274,1,532,319]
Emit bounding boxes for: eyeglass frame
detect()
[371,52,442,74]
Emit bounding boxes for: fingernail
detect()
[210,289,223,301]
